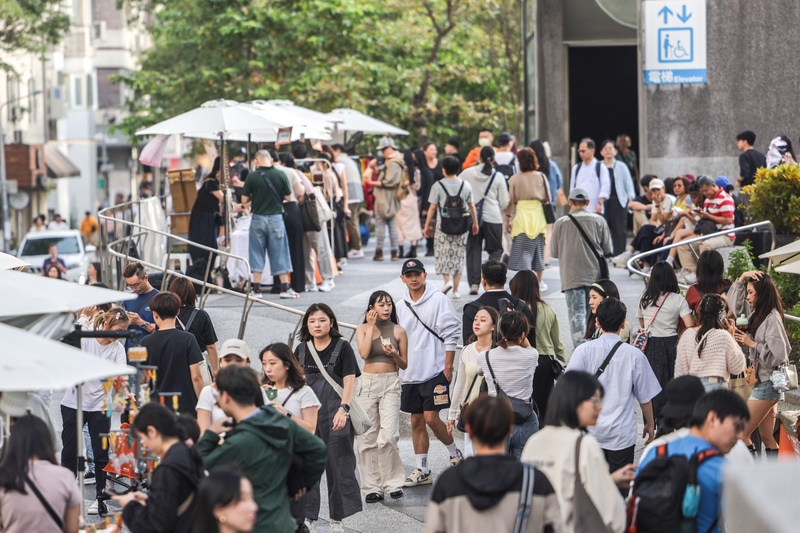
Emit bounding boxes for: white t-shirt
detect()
[637,292,692,337]
[494,151,519,174]
[196,385,227,424]
[275,386,321,418]
[61,338,127,412]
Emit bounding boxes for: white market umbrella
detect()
[759,238,800,268]
[0,270,135,319]
[0,251,29,271]
[0,323,135,391]
[326,108,409,135]
[136,99,301,138]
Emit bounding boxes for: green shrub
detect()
[726,240,755,282]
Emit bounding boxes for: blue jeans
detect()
[565,286,592,349]
[507,412,539,459]
[248,214,292,275]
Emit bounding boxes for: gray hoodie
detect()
[458,166,510,224]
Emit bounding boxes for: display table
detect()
[228,216,271,288]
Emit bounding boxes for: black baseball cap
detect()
[401,259,426,275]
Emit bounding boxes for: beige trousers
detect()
[676,235,734,272]
[355,372,405,495]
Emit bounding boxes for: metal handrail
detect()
[97,199,360,341]
[624,220,800,322]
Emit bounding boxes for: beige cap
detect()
[219,338,251,360]
[649,178,665,190]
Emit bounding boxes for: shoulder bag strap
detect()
[259,169,285,213]
[644,293,670,332]
[461,373,480,405]
[574,434,584,482]
[24,474,64,530]
[513,463,535,533]
[305,341,345,398]
[595,341,624,378]
[567,214,608,278]
[403,300,444,342]
[281,388,298,407]
[540,171,552,203]
[483,350,503,394]
[184,308,200,332]
[483,171,497,197]
[298,343,306,367]
[135,290,157,314]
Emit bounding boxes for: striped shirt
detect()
[704,188,735,230]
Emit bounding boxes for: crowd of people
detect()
[1,128,797,533]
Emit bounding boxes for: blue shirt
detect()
[637,434,725,533]
[565,333,661,450]
[122,288,158,351]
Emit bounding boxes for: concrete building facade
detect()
[533,0,800,183]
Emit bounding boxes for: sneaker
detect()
[305,283,319,292]
[348,249,365,259]
[469,284,479,295]
[539,281,548,292]
[389,489,404,499]
[84,471,96,485]
[338,258,348,268]
[87,499,107,516]
[452,291,460,299]
[304,520,317,533]
[612,251,633,267]
[251,288,263,299]
[404,468,432,487]
[319,280,334,292]
[449,449,464,467]
[280,288,300,299]
[330,520,344,533]
[441,282,453,295]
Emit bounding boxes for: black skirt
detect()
[643,335,679,423]
[188,210,218,263]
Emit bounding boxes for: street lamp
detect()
[0,89,42,253]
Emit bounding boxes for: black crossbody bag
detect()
[567,213,609,279]
[403,301,444,342]
[484,350,534,424]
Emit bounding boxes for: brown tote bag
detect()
[573,435,613,533]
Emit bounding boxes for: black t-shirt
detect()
[428,159,444,183]
[634,194,652,205]
[739,149,766,187]
[141,328,204,415]
[295,338,361,385]
[192,178,221,214]
[176,306,218,349]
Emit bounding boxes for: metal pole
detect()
[522,0,529,144]
[0,122,9,253]
[76,384,85,518]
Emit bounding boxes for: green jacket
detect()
[197,405,327,533]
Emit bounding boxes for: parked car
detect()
[17,230,97,283]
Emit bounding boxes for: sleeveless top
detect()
[366,320,399,366]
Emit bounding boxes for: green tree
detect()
[118,0,523,150]
[0,0,70,74]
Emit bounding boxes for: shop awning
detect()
[44,144,81,178]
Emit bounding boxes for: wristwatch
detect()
[340,403,351,413]
[285,411,292,418]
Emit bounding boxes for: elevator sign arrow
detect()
[644,0,707,85]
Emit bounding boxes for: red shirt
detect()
[703,188,735,230]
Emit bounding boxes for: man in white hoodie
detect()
[396,259,463,487]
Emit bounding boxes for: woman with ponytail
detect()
[60,307,130,516]
[675,294,745,391]
[459,146,510,295]
[475,310,539,459]
[114,402,205,533]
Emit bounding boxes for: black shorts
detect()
[401,371,452,413]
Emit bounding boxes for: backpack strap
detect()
[595,160,602,179]
[483,171,497,197]
[327,338,345,372]
[594,341,624,378]
[184,308,200,332]
[513,463,536,533]
[298,343,306,367]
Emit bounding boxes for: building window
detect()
[72,75,83,108]
[28,79,37,122]
[72,0,83,24]
[86,74,93,108]
[6,76,20,121]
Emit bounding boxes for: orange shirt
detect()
[81,216,98,236]
[462,147,481,170]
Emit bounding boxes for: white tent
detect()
[0,251,29,271]
[326,108,409,135]
[759,238,800,274]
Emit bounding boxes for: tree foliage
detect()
[0,0,70,74]
[118,0,523,149]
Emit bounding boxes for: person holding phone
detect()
[355,291,409,504]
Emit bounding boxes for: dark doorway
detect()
[568,46,639,155]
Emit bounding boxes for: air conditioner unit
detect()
[93,21,107,41]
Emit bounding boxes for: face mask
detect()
[478,138,491,147]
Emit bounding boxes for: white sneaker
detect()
[280,288,300,299]
[449,449,464,466]
[612,251,633,267]
[305,520,317,533]
[539,281,548,292]
[348,249,365,259]
[305,283,319,292]
[452,291,460,299]
[87,500,99,515]
[441,282,453,295]
[330,520,344,533]
[319,280,334,292]
[683,272,697,284]
[404,468,432,487]
[338,258,348,268]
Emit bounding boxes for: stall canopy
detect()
[44,144,81,178]
[326,108,409,135]
[0,322,135,392]
[760,239,800,274]
[0,251,29,271]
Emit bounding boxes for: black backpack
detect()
[494,158,516,178]
[437,180,473,235]
[572,161,602,183]
[627,443,720,533]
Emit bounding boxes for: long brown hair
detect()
[748,274,786,334]
[92,306,131,331]
[509,270,544,335]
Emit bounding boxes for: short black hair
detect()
[580,138,596,150]
[689,389,750,428]
[292,143,308,160]
[481,260,507,287]
[266,148,279,161]
[442,156,461,176]
[446,138,460,150]
[497,132,512,145]
[544,371,604,429]
[596,298,626,333]
[330,143,345,152]
[640,174,656,189]
[215,364,261,406]
[736,130,756,146]
[122,262,146,279]
[150,291,180,319]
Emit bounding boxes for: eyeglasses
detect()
[732,417,747,433]
[127,281,143,292]
[588,396,603,408]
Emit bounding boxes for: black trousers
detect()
[61,406,110,500]
[284,202,306,293]
[604,199,629,257]
[630,224,662,266]
[332,200,348,261]
[603,445,635,473]
[466,222,503,287]
[532,354,556,421]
